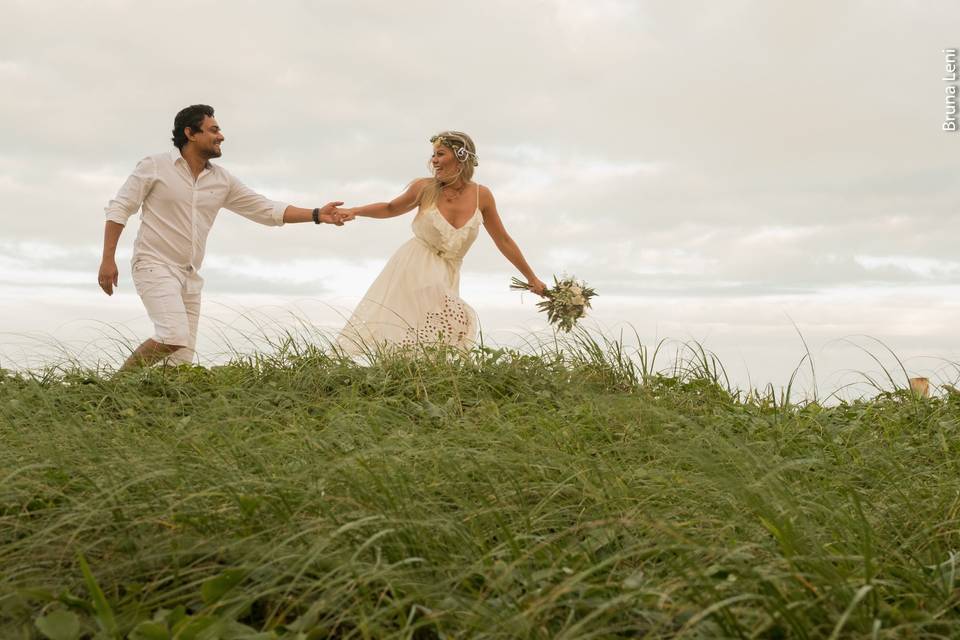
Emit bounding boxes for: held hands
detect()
[98,259,119,296]
[328,202,357,225]
[316,201,354,226]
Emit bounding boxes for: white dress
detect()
[337,188,483,354]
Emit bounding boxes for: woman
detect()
[336,131,546,354]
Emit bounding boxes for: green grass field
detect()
[2,337,959,638]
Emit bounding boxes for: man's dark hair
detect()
[171,104,215,150]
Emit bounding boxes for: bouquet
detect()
[510,275,597,332]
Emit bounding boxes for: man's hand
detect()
[316,201,354,226]
[98,259,119,295]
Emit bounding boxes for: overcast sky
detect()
[1,0,958,394]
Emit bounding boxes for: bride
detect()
[336,131,546,354]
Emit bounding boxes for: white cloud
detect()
[60,168,129,190]
[856,255,960,279]
[0,60,26,76]
[0,175,30,194]
[740,226,824,245]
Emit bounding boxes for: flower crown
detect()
[430,134,479,166]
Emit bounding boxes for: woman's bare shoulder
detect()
[401,177,433,199]
[476,183,496,204]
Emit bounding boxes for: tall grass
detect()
[1,333,959,638]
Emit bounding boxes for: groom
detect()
[98,104,352,370]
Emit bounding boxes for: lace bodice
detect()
[411,205,482,263]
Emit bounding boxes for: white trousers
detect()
[131,262,201,365]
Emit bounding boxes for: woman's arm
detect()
[479,186,547,295]
[343,178,430,219]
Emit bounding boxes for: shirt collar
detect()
[170,148,212,170]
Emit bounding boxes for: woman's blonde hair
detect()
[417,131,479,211]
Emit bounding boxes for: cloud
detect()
[856,255,960,279]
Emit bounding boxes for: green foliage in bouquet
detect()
[511,275,597,332]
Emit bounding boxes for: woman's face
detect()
[431,144,460,181]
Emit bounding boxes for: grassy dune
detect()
[1,338,959,638]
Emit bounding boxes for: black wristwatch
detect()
[312,207,321,224]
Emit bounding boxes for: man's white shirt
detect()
[105,149,289,292]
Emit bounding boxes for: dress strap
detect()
[475,183,480,210]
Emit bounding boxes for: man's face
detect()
[186,115,224,159]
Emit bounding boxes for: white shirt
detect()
[104,149,288,292]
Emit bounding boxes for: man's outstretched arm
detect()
[224,172,352,227]
[99,221,124,295]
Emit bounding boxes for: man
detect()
[98,104,352,370]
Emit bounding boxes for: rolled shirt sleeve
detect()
[104,156,156,226]
[223,172,289,227]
